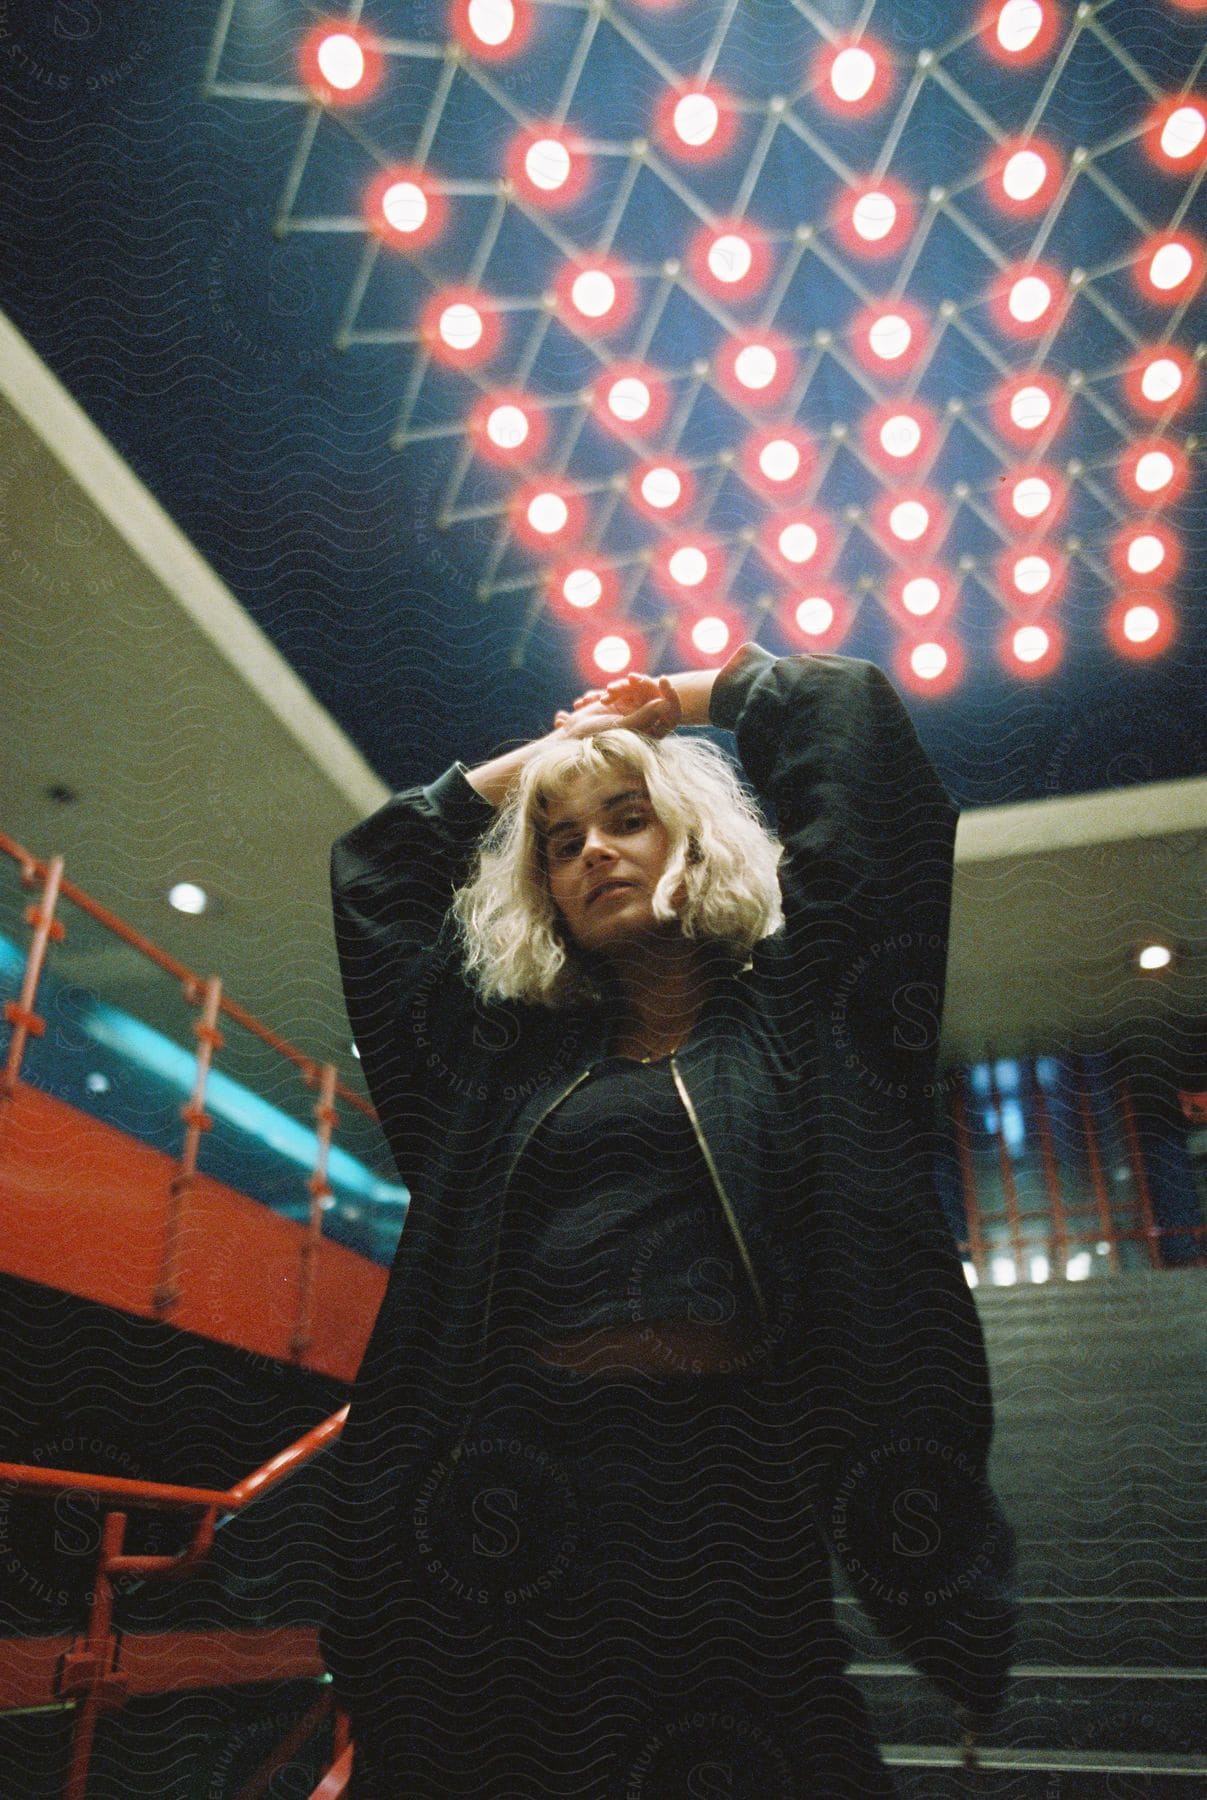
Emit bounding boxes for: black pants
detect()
[342,1353,899,1799]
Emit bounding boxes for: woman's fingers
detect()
[623,694,677,735]
[555,678,678,739]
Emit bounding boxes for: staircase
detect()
[841,1268,1207,1797]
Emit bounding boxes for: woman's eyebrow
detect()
[545,789,647,842]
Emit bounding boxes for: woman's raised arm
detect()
[463,685,683,805]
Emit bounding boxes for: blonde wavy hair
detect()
[452,728,784,1008]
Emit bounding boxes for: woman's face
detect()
[543,769,675,953]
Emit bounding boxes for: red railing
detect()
[0,1407,351,1800]
[0,829,386,1370]
[951,1047,1206,1279]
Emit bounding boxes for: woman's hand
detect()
[552,674,682,740]
[468,675,680,806]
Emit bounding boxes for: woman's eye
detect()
[553,839,581,861]
[620,814,646,831]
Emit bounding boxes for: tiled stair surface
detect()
[843,1268,1207,1794]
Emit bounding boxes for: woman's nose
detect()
[581,829,616,864]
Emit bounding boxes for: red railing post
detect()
[292,1062,338,1361]
[1115,1073,1162,1269]
[0,852,66,1115]
[1030,1062,1069,1277]
[58,1508,130,1800]
[1072,1052,1120,1274]
[985,1058,1026,1279]
[155,974,223,1314]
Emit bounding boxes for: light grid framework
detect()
[205,0,1207,692]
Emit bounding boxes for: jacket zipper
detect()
[670,1055,769,1328]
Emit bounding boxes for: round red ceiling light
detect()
[653,534,725,602]
[1134,231,1206,304]
[364,167,448,251]
[990,262,1067,337]
[1001,620,1063,678]
[739,426,815,498]
[813,36,894,116]
[980,0,1062,65]
[996,463,1067,530]
[862,401,939,471]
[548,559,619,618]
[583,628,647,679]
[833,178,916,258]
[1144,96,1207,173]
[1118,439,1190,506]
[998,544,1066,606]
[984,137,1064,214]
[419,288,504,366]
[1110,523,1182,587]
[990,371,1069,444]
[873,487,945,556]
[757,508,835,580]
[450,0,534,60]
[653,82,739,162]
[506,125,590,208]
[512,479,586,550]
[628,458,695,522]
[300,22,386,104]
[682,611,741,663]
[687,220,773,300]
[715,332,797,408]
[1123,345,1198,418]
[894,635,964,697]
[850,301,928,375]
[1106,595,1177,661]
[591,363,670,439]
[885,565,957,631]
[552,258,635,336]
[470,390,548,465]
[779,585,852,653]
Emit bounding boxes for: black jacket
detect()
[320,641,1018,1721]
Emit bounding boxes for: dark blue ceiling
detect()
[0,0,1204,807]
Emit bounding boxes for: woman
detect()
[320,642,1018,1797]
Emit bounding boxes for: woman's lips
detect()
[587,880,634,906]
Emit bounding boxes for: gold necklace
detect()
[609,1033,682,1064]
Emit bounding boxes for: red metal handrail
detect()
[0,1404,347,1536]
[0,827,389,1371]
[0,830,374,1120]
[0,1405,349,1800]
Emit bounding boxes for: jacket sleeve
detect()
[712,645,1018,1723]
[330,761,497,1185]
[709,639,960,1051]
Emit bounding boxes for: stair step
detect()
[857,1669,1206,1757]
[975,1272,1205,1298]
[834,1595,1207,1668]
[831,1555,1207,1599]
[886,1745,1207,1798]
[1007,1548,1207,1591]
[986,1479,1203,1508]
[989,1488,1204,1518]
